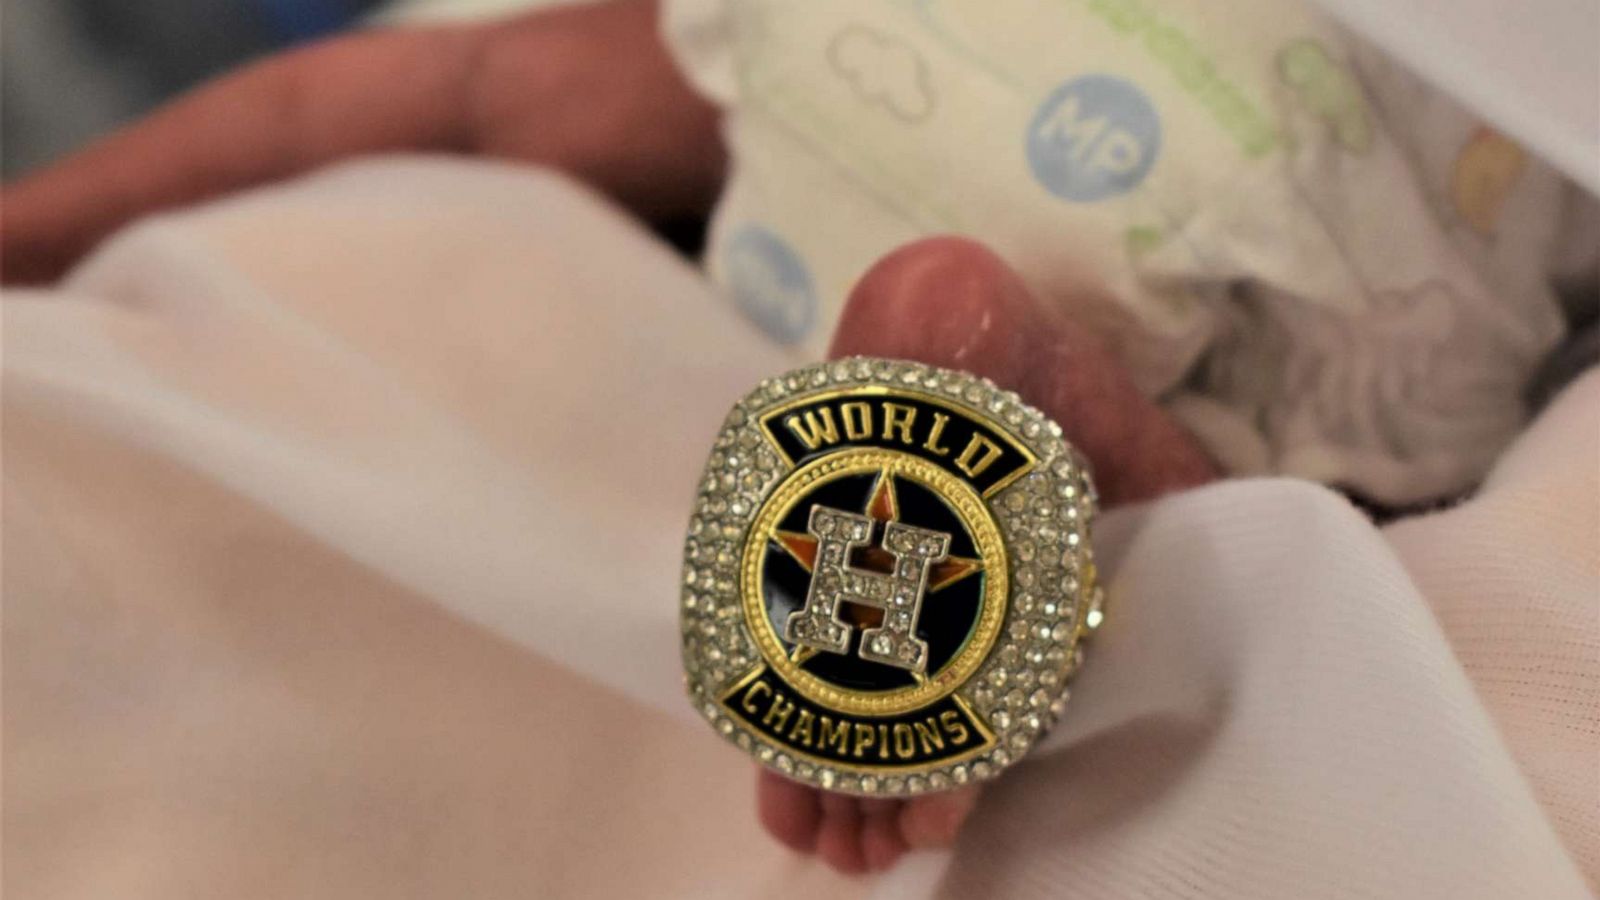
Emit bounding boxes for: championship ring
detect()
[680,358,1101,796]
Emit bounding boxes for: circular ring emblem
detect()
[681,358,1101,796]
[743,449,1009,717]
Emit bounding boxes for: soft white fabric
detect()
[661,0,1598,505]
[4,158,1596,898]
[1310,0,1600,192]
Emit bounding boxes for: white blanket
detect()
[5,158,1595,898]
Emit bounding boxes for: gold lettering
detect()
[787,709,816,747]
[940,710,970,746]
[852,723,876,758]
[741,680,771,715]
[784,409,839,450]
[821,717,850,753]
[762,693,795,732]
[878,724,891,760]
[955,433,1004,478]
[893,723,917,759]
[913,719,945,754]
[881,403,917,444]
[841,402,873,440]
[922,413,952,456]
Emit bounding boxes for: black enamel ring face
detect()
[681,358,1101,797]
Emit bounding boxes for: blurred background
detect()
[1,0,551,178]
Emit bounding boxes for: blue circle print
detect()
[723,225,817,345]
[1026,75,1162,202]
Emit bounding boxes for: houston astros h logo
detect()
[787,498,951,673]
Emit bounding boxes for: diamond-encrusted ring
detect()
[680,358,1102,797]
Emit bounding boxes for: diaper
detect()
[664,0,1596,504]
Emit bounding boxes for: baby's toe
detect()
[756,770,821,853]
[859,799,908,871]
[899,785,981,849]
[815,792,869,874]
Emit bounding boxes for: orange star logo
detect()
[771,470,984,667]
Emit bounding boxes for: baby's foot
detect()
[758,237,1218,873]
[758,768,979,872]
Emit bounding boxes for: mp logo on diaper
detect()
[1028,74,1162,202]
[681,359,1102,796]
